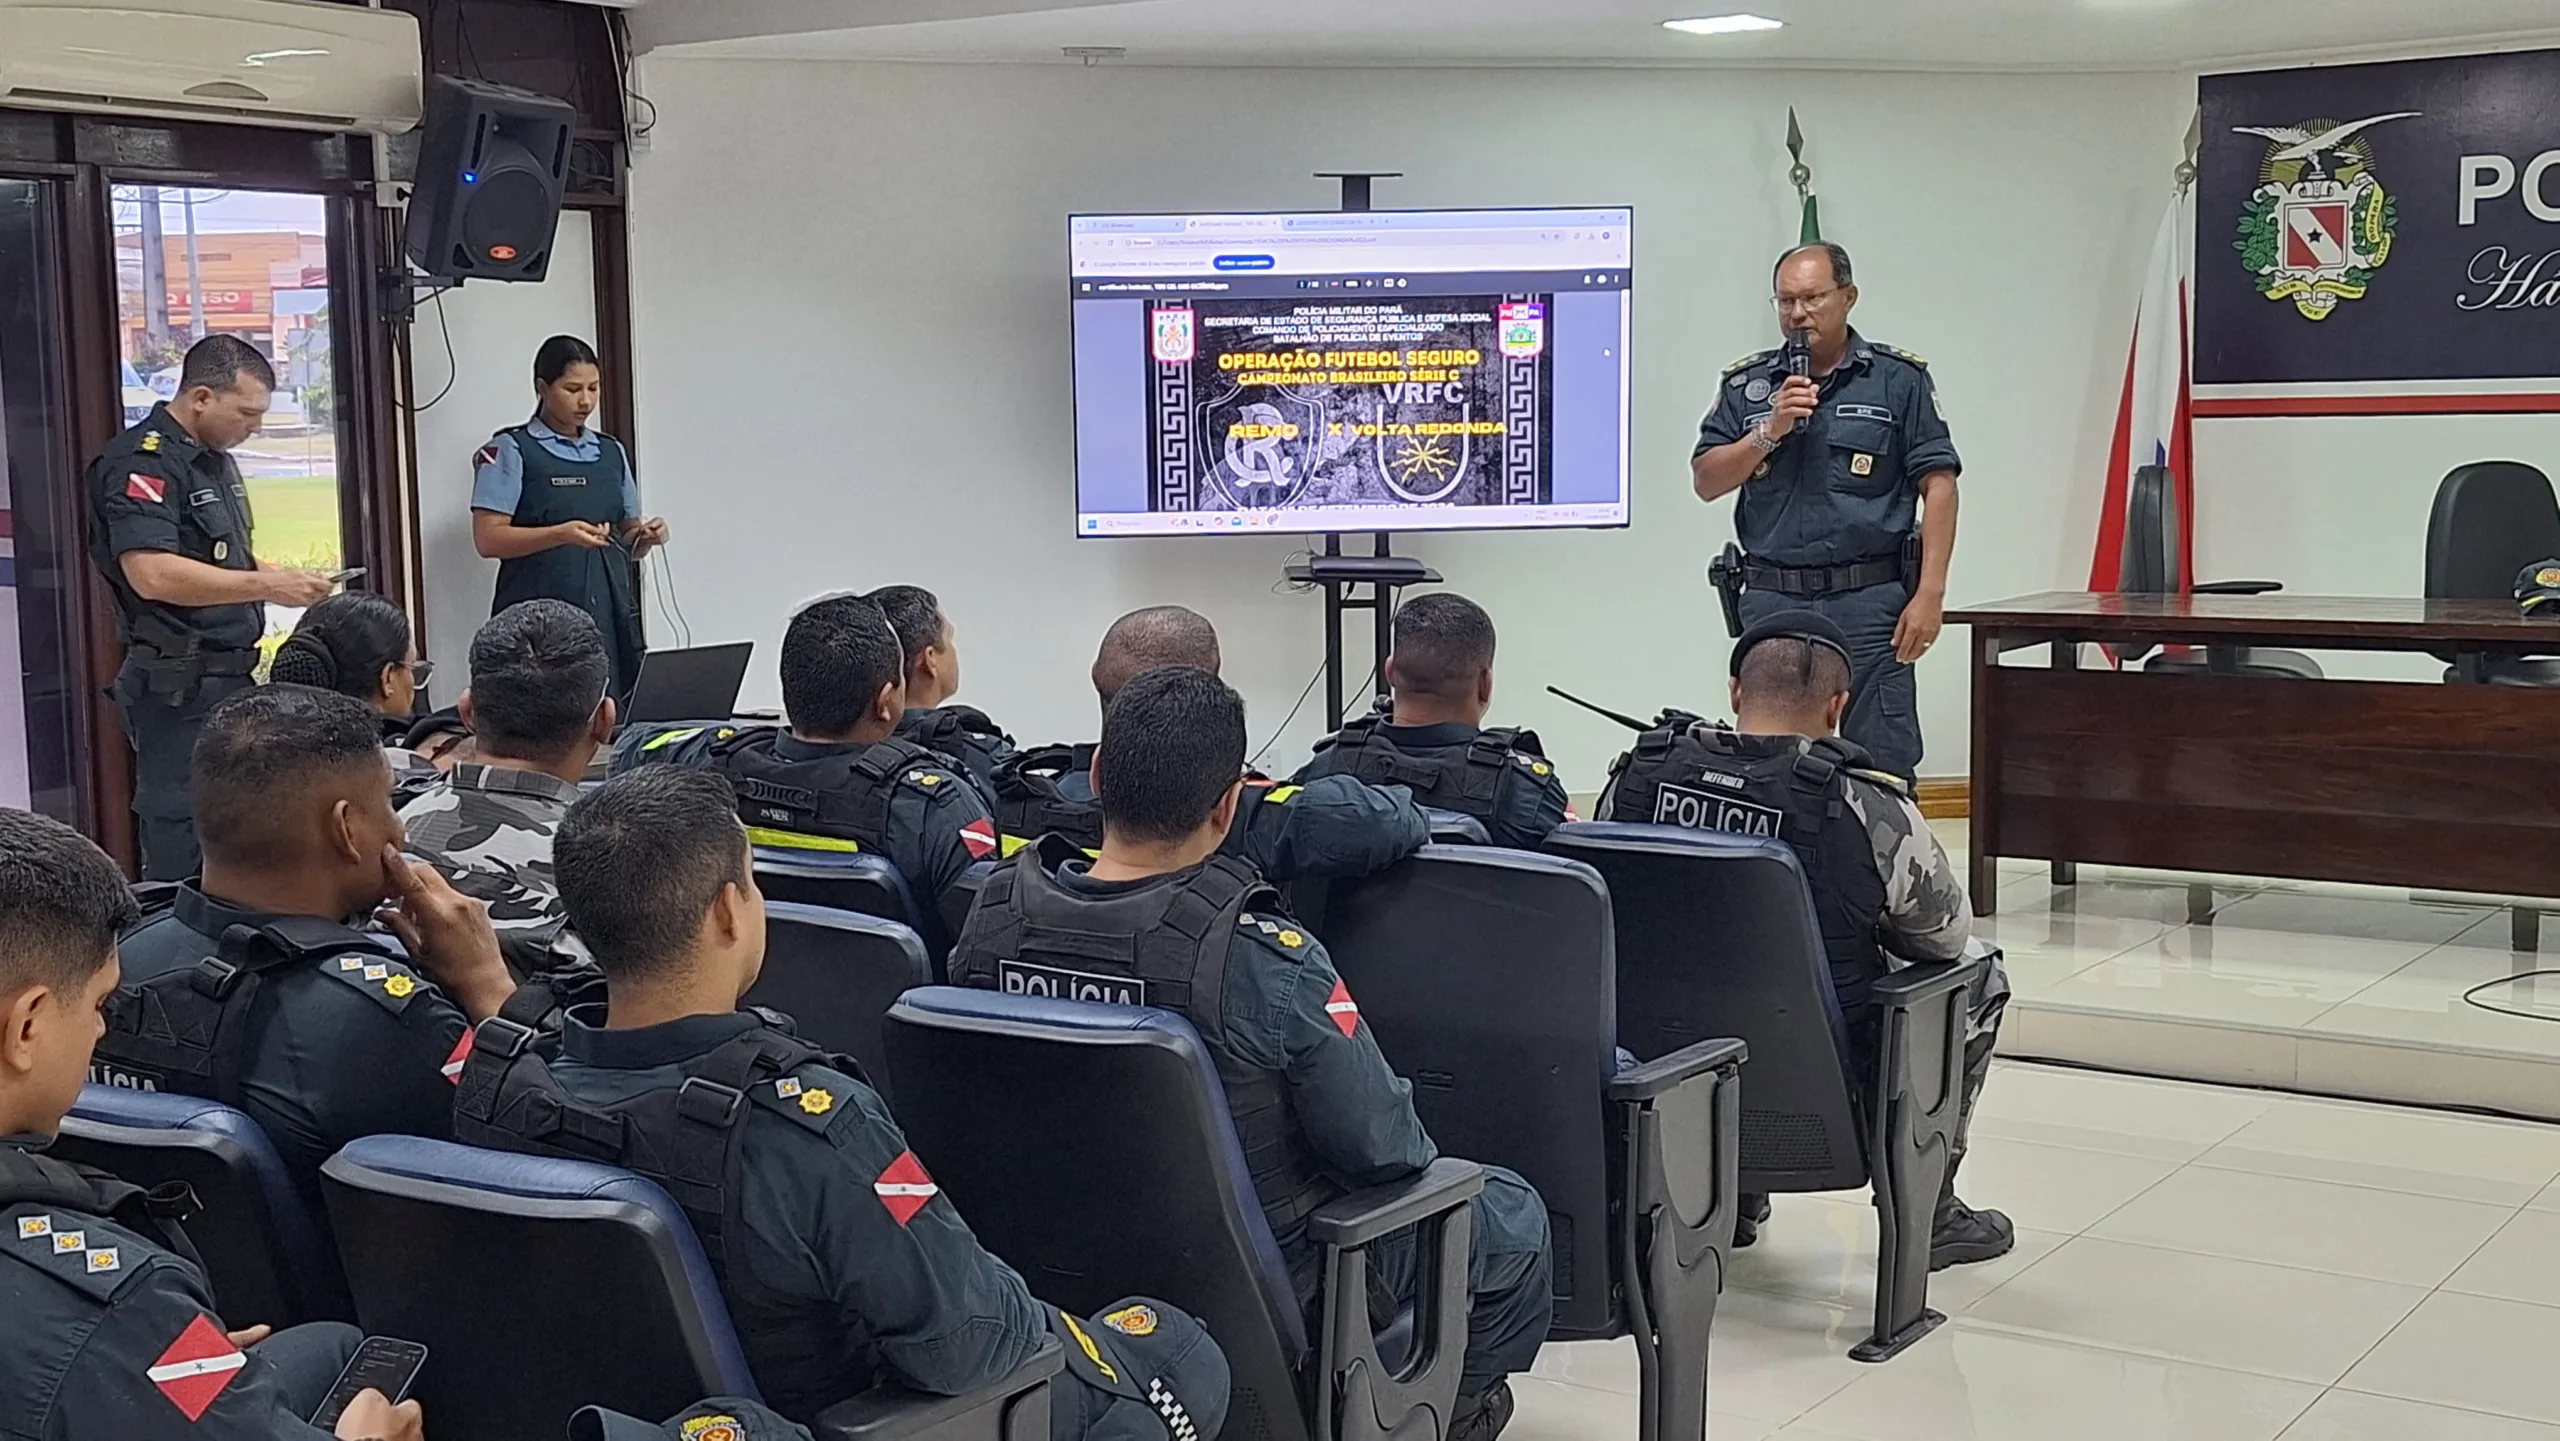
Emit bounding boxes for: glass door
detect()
[0,177,82,819]
[110,185,345,636]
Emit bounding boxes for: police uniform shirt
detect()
[1039,758,1429,880]
[1294,721,1569,850]
[400,762,579,957]
[0,1168,347,1440]
[1693,329,1962,567]
[1833,757,1972,963]
[1051,862,1437,1203]
[84,403,262,651]
[112,886,470,1194]
[471,414,642,519]
[547,1009,1051,1420]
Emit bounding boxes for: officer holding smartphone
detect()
[84,335,338,878]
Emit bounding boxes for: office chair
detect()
[2425,461,2560,685]
[2111,465,2323,678]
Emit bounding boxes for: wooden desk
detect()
[1949,592,2560,923]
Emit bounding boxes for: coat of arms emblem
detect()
[2232,111,2418,320]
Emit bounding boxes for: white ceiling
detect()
[632,0,2560,72]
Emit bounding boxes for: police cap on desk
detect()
[1731,609,1856,676]
[2517,560,2560,618]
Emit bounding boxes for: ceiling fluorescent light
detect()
[1663,14,1785,35]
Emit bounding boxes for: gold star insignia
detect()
[799,1088,835,1115]
[1276,929,1304,949]
[384,974,416,998]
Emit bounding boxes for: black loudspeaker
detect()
[404,76,576,283]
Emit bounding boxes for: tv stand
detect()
[1284,535,1439,730]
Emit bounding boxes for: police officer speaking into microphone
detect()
[1692,242,1959,783]
[85,335,338,879]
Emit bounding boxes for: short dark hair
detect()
[193,685,388,869]
[865,585,948,675]
[1774,242,1854,291]
[468,600,610,759]
[534,335,601,387]
[555,767,750,982]
[1092,607,1221,704]
[270,592,410,701]
[1736,637,1852,714]
[1389,592,1495,701]
[780,595,904,738]
[1095,667,1244,845]
[0,808,138,999]
[179,334,275,396]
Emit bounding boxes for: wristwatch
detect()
[1746,423,1781,455]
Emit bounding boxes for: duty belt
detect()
[1739,555,1902,597]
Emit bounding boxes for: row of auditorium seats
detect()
[57,819,1979,1441]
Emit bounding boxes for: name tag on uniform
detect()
[1652,782,1784,838]
[999,960,1144,1007]
[188,489,218,506]
[549,475,589,487]
[1836,404,1896,424]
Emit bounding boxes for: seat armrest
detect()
[1305,1157,1484,1249]
[1606,1037,1747,1103]
[1868,957,1981,1011]
[810,1338,1062,1441]
[2192,579,2283,595]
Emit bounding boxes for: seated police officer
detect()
[954,667,1551,1440]
[871,584,1016,801]
[616,594,999,932]
[401,599,617,969]
[0,807,426,1441]
[98,685,520,1206]
[1598,611,2012,1266]
[455,767,1229,1441]
[992,606,1427,879]
[1296,593,1568,849]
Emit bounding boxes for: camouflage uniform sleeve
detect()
[1843,778,1970,961]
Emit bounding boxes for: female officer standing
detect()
[471,335,668,702]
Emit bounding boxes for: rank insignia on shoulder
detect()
[87,1248,118,1274]
[775,1077,803,1098]
[383,974,416,998]
[363,964,388,981]
[1103,1304,1159,1337]
[140,432,162,453]
[52,1231,84,1253]
[17,1214,50,1239]
[1873,342,1928,367]
[908,771,944,787]
[798,1088,834,1116]
[1722,349,1774,376]
[338,957,363,971]
[1276,929,1304,949]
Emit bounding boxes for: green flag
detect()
[1787,107,1821,243]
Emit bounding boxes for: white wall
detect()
[408,211,596,689]
[620,58,2195,782]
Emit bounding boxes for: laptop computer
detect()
[621,641,755,724]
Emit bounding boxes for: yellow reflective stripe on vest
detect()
[746,826,861,854]
[1260,785,1301,805]
[641,726,706,753]
[999,833,1035,857]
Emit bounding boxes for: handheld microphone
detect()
[1784,329,1812,380]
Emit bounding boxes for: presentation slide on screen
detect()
[1070,209,1632,537]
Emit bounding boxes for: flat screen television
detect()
[1069,206,1633,537]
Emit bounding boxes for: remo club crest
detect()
[2231,111,2415,321]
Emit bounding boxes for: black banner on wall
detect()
[2195,48,2560,416]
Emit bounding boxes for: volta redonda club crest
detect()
[2232,111,2418,320]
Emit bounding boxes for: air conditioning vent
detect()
[0,0,422,136]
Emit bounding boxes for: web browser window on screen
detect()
[1070,208,1633,538]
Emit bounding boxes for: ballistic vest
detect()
[1605,725,1894,1014]
[947,838,1340,1242]
[1307,718,1545,831]
[702,729,942,852]
[893,707,1012,800]
[990,744,1101,852]
[92,914,394,1102]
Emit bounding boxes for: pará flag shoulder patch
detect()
[473,442,501,469]
[1325,979,1361,1038]
[148,1314,247,1422]
[959,819,997,860]
[125,473,167,505]
[442,1028,472,1084]
[875,1150,939,1226]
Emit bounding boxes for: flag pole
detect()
[1787,107,1820,243]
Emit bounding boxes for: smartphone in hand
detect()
[309,1336,427,1427]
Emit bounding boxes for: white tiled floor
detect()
[1932,821,2560,1119]
[1510,1061,2560,1440]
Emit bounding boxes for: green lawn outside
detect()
[246,475,342,572]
